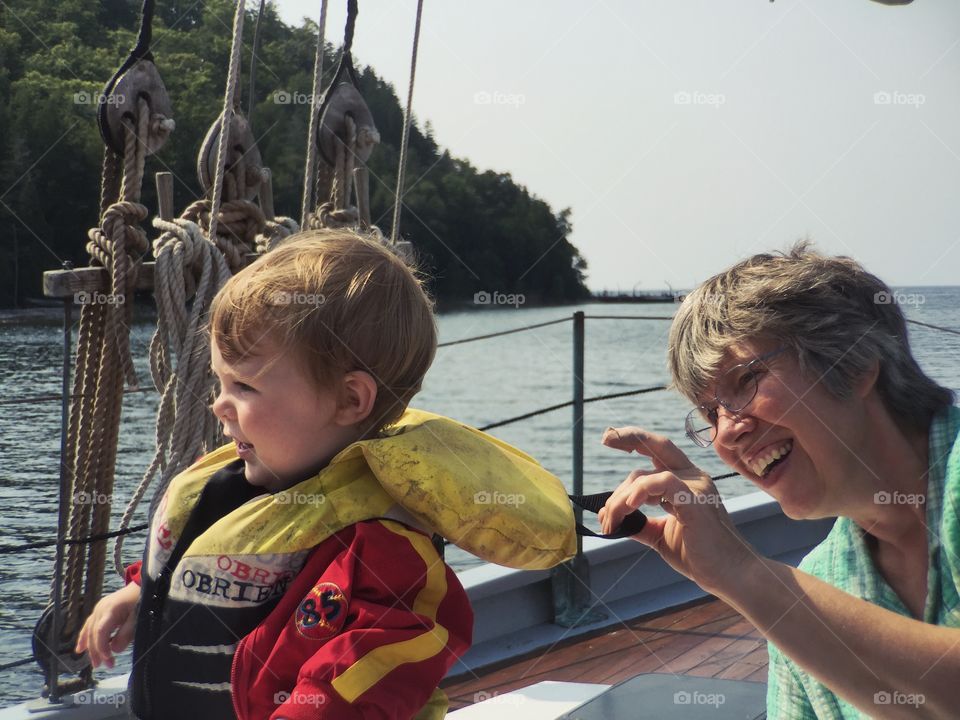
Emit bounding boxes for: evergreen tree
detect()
[0,0,589,307]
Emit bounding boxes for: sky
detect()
[272,0,960,291]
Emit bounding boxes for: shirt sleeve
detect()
[766,641,818,720]
[270,520,473,720]
[124,560,143,586]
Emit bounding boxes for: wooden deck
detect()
[442,597,768,711]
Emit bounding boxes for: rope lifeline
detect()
[1,524,148,556]
[907,318,960,337]
[478,385,668,432]
[437,316,572,348]
[0,387,152,407]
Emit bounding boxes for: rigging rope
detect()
[248,0,267,124]
[207,0,247,242]
[389,0,424,245]
[301,0,330,225]
[53,86,167,674]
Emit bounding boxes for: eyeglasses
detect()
[684,348,786,447]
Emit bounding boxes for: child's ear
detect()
[335,370,378,425]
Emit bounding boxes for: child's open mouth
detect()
[236,441,254,457]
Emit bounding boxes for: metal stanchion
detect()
[552,311,605,627]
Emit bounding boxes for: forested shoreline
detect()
[0,0,589,307]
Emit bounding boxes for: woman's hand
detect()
[74,581,140,669]
[598,426,757,596]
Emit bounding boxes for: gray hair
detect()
[668,241,954,433]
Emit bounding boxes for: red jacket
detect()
[128,519,472,719]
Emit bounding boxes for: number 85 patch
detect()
[296,582,348,640]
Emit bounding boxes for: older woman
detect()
[599,242,958,719]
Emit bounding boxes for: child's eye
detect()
[234,382,255,393]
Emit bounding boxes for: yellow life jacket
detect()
[154,408,576,572]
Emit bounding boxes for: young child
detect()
[76,230,486,719]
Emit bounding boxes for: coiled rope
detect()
[113,216,232,574]
[254,170,299,253]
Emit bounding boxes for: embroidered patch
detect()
[295,582,348,640]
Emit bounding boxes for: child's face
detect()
[210,337,350,492]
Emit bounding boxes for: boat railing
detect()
[1,308,957,681]
[434,310,741,626]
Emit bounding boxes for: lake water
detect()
[1,289,958,704]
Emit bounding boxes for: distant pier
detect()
[590,290,684,304]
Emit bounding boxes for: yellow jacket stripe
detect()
[332,521,450,703]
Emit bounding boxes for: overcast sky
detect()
[274,0,960,291]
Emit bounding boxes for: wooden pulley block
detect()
[98,58,174,156]
[196,111,265,201]
[316,80,379,167]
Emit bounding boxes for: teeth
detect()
[751,441,792,476]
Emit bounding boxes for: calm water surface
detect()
[1,290,958,704]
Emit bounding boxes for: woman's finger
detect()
[601,426,646,452]
[600,469,652,533]
[602,427,694,471]
[601,470,688,533]
[620,470,688,511]
[629,514,669,547]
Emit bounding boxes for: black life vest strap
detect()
[569,492,647,539]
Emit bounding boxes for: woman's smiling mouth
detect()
[748,439,793,480]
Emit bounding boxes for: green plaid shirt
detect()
[766,405,960,719]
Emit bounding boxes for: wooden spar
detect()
[44,264,157,299]
[42,255,260,299]
[43,168,264,300]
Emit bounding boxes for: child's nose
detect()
[211,391,230,420]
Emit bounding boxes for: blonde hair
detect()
[210,229,437,433]
[669,241,953,433]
